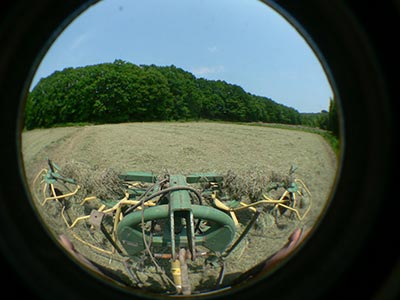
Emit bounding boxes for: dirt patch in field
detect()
[21,122,338,295]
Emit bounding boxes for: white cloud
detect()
[69,33,88,51]
[207,46,218,53]
[191,65,225,76]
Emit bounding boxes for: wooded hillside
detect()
[25,60,304,129]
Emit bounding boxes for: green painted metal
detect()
[169,175,192,210]
[118,171,157,183]
[168,175,196,258]
[118,172,223,184]
[43,159,76,184]
[117,204,236,257]
[185,173,224,184]
[42,160,238,260]
[97,171,235,258]
[118,205,169,256]
[287,182,299,193]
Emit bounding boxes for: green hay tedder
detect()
[32,159,311,295]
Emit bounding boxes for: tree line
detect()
[301,97,339,136]
[25,59,337,135]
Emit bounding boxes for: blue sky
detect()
[30,0,333,113]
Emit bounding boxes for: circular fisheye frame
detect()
[20,0,338,297]
[0,1,397,300]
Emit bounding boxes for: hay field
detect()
[21,122,338,294]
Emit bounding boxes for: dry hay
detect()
[57,159,296,204]
[21,122,336,295]
[60,160,125,200]
[40,160,309,293]
[221,165,297,202]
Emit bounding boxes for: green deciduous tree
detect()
[25,61,305,129]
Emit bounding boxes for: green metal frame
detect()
[117,173,236,259]
[41,163,236,260]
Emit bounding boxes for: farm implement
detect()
[31,159,312,295]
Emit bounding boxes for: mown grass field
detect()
[21,122,338,294]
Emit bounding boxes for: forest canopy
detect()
[25,59,333,131]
